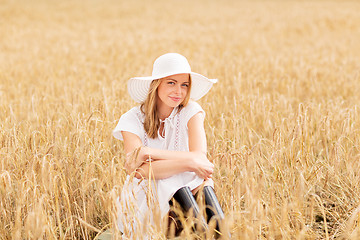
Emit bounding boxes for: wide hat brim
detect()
[128,72,217,103]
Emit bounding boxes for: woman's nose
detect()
[174,84,181,94]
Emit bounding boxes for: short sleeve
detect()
[112,107,143,141]
[182,101,205,127]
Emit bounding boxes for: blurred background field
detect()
[1,0,360,239]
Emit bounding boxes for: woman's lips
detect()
[169,96,182,102]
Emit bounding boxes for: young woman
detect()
[113,53,225,238]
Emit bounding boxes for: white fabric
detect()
[113,101,213,234]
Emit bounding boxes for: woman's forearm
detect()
[145,147,205,162]
[134,159,192,180]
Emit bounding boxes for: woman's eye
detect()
[182,84,189,87]
[167,81,175,85]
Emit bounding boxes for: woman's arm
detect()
[134,160,193,179]
[122,112,213,179]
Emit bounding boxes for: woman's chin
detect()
[166,100,182,108]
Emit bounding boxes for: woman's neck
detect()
[157,103,174,120]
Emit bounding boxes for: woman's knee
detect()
[191,179,213,194]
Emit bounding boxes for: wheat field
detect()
[1,0,360,239]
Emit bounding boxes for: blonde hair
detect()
[141,76,192,139]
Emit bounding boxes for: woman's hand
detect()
[190,154,214,180]
[124,146,154,174]
[137,146,151,162]
[124,147,141,174]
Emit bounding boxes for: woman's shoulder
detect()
[120,106,144,121]
[180,100,205,122]
[183,100,203,111]
[113,106,144,140]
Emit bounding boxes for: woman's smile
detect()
[169,96,182,102]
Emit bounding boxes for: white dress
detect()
[112,101,213,235]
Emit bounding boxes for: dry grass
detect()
[1,0,360,239]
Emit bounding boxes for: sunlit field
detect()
[1,0,360,239]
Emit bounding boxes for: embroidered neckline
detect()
[138,108,181,150]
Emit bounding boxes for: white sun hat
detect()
[127,53,218,103]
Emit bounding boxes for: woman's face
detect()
[157,73,190,109]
